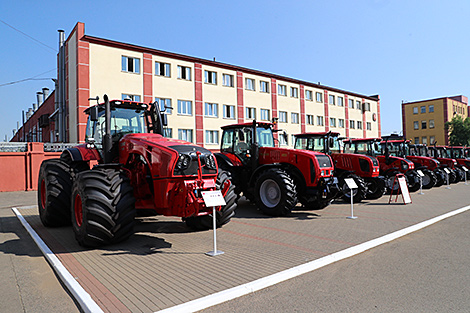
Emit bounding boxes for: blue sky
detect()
[1,0,469,141]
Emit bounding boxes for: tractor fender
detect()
[335,169,355,180]
[249,163,305,188]
[214,153,235,169]
[61,146,101,163]
[383,167,400,176]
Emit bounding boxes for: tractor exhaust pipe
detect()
[103,94,112,163]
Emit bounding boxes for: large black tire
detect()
[71,168,136,247]
[254,168,297,216]
[405,170,421,192]
[340,174,367,203]
[61,152,89,173]
[421,169,436,189]
[384,171,400,193]
[364,177,385,200]
[447,168,458,184]
[184,170,237,230]
[454,167,465,182]
[38,159,74,227]
[433,168,445,187]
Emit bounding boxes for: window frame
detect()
[177,65,191,80]
[245,78,255,91]
[204,70,217,85]
[177,100,193,116]
[155,61,171,77]
[121,56,140,74]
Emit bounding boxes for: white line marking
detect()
[12,207,104,313]
[156,204,470,313]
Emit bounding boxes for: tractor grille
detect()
[315,155,332,168]
[170,145,217,176]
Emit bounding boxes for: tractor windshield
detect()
[85,108,146,146]
[294,136,324,152]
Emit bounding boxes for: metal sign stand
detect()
[344,178,358,219]
[443,167,451,189]
[388,174,412,204]
[463,166,469,185]
[416,170,424,195]
[202,190,226,257]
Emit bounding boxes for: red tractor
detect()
[344,137,421,193]
[448,146,470,179]
[382,137,443,188]
[38,95,236,247]
[427,145,465,183]
[293,132,385,203]
[214,121,339,216]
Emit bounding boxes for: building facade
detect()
[15,22,382,148]
[402,95,469,146]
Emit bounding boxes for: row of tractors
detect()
[37,96,470,247]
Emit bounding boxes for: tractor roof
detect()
[348,137,381,143]
[293,132,340,137]
[84,99,149,114]
[221,121,273,129]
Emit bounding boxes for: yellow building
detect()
[402,95,469,145]
[54,22,381,148]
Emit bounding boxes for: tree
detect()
[445,115,470,146]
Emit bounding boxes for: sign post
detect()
[202,190,226,257]
[443,167,451,189]
[388,174,412,204]
[344,178,358,219]
[463,166,469,185]
[416,170,424,195]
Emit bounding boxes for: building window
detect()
[245,78,255,91]
[413,107,418,114]
[122,94,141,102]
[350,120,355,129]
[177,100,192,115]
[222,74,234,87]
[279,111,288,123]
[121,56,140,73]
[204,102,218,118]
[260,81,270,93]
[316,92,323,102]
[177,66,191,80]
[305,90,313,100]
[246,107,256,119]
[155,62,171,77]
[260,109,270,121]
[329,95,335,105]
[307,114,314,125]
[414,137,419,144]
[420,106,426,113]
[330,118,336,127]
[430,136,435,144]
[163,128,172,138]
[291,113,299,124]
[414,121,419,130]
[339,119,345,128]
[429,105,434,113]
[356,101,362,110]
[366,122,371,130]
[357,121,363,129]
[155,97,172,114]
[205,70,217,84]
[421,121,427,129]
[348,99,354,108]
[223,104,235,119]
[279,134,288,146]
[291,87,299,98]
[205,130,219,144]
[278,84,287,96]
[422,137,427,145]
[338,97,344,107]
[178,129,193,142]
[364,102,371,111]
[317,116,324,126]
[429,119,435,128]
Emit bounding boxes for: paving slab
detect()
[12,183,470,312]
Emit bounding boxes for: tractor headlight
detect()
[175,154,191,170]
[205,154,217,170]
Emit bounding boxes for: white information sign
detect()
[416,170,424,177]
[398,176,412,204]
[344,178,358,189]
[443,167,451,174]
[201,190,226,207]
[462,166,468,172]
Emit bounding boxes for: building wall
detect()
[67,22,381,147]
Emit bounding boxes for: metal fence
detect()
[0,142,28,152]
[44,143,79,152]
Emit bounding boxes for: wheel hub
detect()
[260,179,281,208]
[74,194,83,227]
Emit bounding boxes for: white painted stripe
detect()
[12,207,104,313]
[156,204,470,313]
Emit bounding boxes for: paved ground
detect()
[2,183,470,312]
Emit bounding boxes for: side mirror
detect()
[90,106,99,122]
[374,142,379,151]
[238,129,245,142]
[282,131,288,143]
[329,137,335,148]
[161,113,168,127]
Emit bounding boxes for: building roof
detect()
[402,95,469,106]
[81,35,380,102]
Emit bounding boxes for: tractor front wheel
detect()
[405,170,421,192]
[421,169,436,189]
[433,169,445,187]
[37,159,74,227]
[71,168,136,247]
[184,170,237,230]
[340,174,367,203]
[255,168,297,216]
[364,177,385,200]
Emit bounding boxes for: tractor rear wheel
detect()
[447,169,458,184]
[454,167,465,182]
[405,170,421,192]
[38,159,74,227]
[184,170,237,230]
[71,168,136,247]
[340,174,367,203]
[364,177,385,199]
[255,168,297,216]
[421,169,436,189]
[433,169,445,187]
